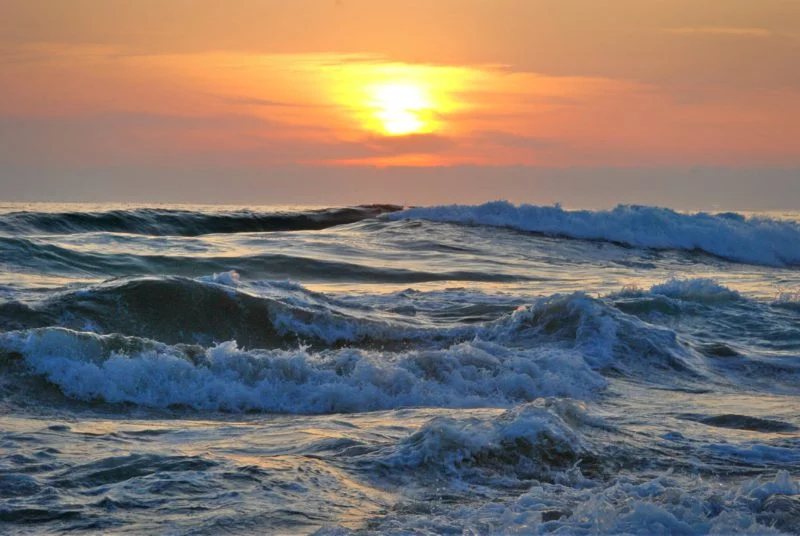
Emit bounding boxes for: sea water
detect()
[1,201,800,534]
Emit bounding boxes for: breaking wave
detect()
[2,275,796,413]
[392,201,800,267]
[2,277,758,413]
[0,329,605,413]
[1,275,704,377]
[381,399,606,479]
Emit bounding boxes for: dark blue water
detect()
[2,202,800,534]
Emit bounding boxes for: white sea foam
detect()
[198,270,241,287]
[391,201,800,267]
[263,289,702,381]
[742,470,800,500]
[479,292,699,377]
[382,398,604,475]
[338,470,800,535]
[1,329,605,413]
[263,280,695,372]
[613,278,741,303]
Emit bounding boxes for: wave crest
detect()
[392,202,800,267]
[0,329,605,413]
[381,399,606,478]
[0,205,401,236]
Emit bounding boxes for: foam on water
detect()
[11,275,790,404]
[4,202,800,534]
[328,468,800,535]
[5,274,797,412]
[0,329,605,413]
[392,201,800,267]
[380,399,605,479]
[479,292,703,380]
[615,278,742,303]
[0,273,695,352]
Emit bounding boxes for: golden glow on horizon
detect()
[368,82,432,136]
[7,44,792,170]
[2,1,798,173]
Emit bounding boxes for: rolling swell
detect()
[1,276,705,362]
[1,276,795,413]
[392,201,800,267]
[2,278,285,347]
[0,276,438,348]
[0,204,402,236]
[0,275,545,347]
[0,237,523,283]
[0,281,733,413]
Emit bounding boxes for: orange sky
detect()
[0,0,799,206]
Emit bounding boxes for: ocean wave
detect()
[0,291,723,414]
[10,273,792,406]
[1,275,704,383]
[380,399,606,479]
[351,470,800,535]
[0,275,450,347]
[0,237,524,283]
[479,292,702,379]
[773,291,800,312]
[0,329,605,413]
[0,204,401,236]
[391,201,800,267]
[612,278,742,304]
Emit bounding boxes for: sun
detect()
[368,82,433,136]
[323,62,471,139]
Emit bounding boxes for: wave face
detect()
[0,328,606,413]
[0,204,401,236]
[3,276,799,413]
[380,399,605,479]
[2,202,800,535]
[0,237,525,283]
[392,201,800,267]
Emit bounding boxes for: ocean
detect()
[1,201,800,535]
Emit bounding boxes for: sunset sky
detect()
[1,0,799,208]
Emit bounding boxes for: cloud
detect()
[664,27,775,38]
[0,112,335,167]
[661,27,800,44]
[221,96,314,108]
[473,131,555,150]
[0,112,466,168]
[362,133,456,154]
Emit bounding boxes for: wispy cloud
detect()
[662,27,800,43]
[221,96,315,108]
[663,27,774,38]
